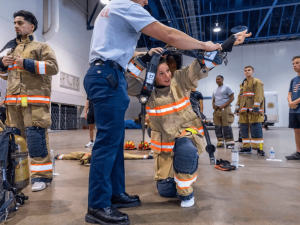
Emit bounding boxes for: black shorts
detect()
[87,114,95,125]
[289,113,300,129]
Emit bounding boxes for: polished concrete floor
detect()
[8,128,300,225]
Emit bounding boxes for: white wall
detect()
[0,0,92,106]
[130,41,300,127]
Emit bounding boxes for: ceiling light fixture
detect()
[213,23,221,32]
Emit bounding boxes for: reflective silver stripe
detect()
[27,97,50,102]
[242,139,251,143]
[225,141,235,144]
[174,175,197,189]
[243,92,255,96]
[146,100,190,114]
[127,62,141,77]
[151,142,174,150]
[0,73,8,76]
[235,106,240,109]
[31,163,53,172]
[254,102,260,106]
[5,97,17,101]
[38,61,46,74]
[58,154,65,159]
[241,108,252,111]
[251,139,264,144]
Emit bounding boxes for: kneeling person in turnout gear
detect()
[212,75,235,148]
[125,30,251,208]
[235,66,265,156]
[0,11,59,191]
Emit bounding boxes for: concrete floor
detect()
[8,128,300,225]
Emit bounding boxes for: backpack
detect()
[0,123,28,223]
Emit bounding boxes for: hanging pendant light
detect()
[213,23,221,32]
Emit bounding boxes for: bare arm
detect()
[212,98,219,110]
[84,100,89,119]
[288,92,292,104]
[288,92,300,109]
[200,99,203,113]
[141,22,222,51]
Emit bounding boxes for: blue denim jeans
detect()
[84,63,130,208]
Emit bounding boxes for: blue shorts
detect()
[289,113,300,129]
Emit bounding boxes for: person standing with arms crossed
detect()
[83,0,231,224]
[286,56,300,160]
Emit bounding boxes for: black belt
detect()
[91,59,123,73]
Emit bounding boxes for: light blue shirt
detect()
[89,0,157,69]
[212,84,234,107]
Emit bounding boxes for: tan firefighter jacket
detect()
[0,34,59,106]
[125,57,208,156]
[235,77,265,114]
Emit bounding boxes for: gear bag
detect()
[0,123,28,223]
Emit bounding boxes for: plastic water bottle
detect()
[50,149,55,175]
[270,147,275,160]
[231,146,239,170]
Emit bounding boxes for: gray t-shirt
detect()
[89,0,157,69]
[212,84,234,107]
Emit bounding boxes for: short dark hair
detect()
[244,66,254,71]
[292,56,300,61]
[217,75,224,80]
[13,10,38,32]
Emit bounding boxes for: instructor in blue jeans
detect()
[84,0,223,224]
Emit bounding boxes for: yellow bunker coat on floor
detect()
[0,34,59,182]
[235,77,264,149]
[125,57,207,197]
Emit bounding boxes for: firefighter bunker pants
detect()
[154,137,198,201]
[239,112,264,150]
[213,106,235,147]
[6,105,53,183]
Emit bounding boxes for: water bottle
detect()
[270,147,275,160]
[231,146,239,170]
[50,149,55,175]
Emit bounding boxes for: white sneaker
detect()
[85,141,94,148]
[227,145,234,149]
[181,197,195,208]
[32,182,47,192]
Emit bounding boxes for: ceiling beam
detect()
[255,0,278,38]
[158,2,300,22]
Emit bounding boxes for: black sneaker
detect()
[239,148,252,154]
[219,159,236,170]
[257,150,265,156]
[111,192,141,208]
[215,159,232,171]
[85,206,130,225]
[286,152,300,160]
